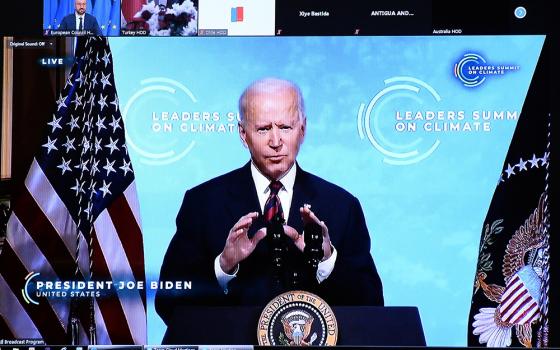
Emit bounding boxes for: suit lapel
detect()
[287,165,317,236]
[225,162,263,235]
[224,162,317,236]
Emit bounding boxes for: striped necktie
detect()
[264,180,284,222]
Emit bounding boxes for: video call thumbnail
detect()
[198,0,274,36]
[43,0,120,36]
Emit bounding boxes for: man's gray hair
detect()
[238,78,306,126]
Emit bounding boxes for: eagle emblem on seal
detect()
[472,194,547,347]
[280,310,317,346]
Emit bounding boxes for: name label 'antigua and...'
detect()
[371,10,414,16]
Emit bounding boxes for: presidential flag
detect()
[468,39,552,347]
[0,37,146,344]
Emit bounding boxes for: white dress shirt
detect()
[214,162,338,292]
[75,13,85,31]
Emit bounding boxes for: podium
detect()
[162,306,426,346]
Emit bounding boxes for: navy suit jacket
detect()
[59,13,102,35]
[155,162,384,325]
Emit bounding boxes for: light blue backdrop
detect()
[109,36,544,346]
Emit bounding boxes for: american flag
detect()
[0,37,146,344]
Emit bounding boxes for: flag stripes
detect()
[0,37,146,344]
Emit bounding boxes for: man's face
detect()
[75,0,86,15]
[239,86,306,180]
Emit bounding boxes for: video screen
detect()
[44,0,121,36]
[198,0,273,36]
[114,35,547,346]
[0,32,552,348]
[121,0,198,36]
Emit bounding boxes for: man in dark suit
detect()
[155,78,384,326]
[58,0,102,35]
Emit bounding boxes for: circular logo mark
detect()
[122,77,197,166]
[357,76,441,165]
[454,53,487,87]
[257,291,338,346]
[22,272,41,305]
[514,6,527,19]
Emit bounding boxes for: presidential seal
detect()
[257,290,338,346]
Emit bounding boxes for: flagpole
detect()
[86,48,98,342]
[83,37,99,345]
[68,37,85,345]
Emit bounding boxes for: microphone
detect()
[303,221,323,289]
[267,213,286,287]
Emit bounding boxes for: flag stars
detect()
[89,180,98,199]
[84,203,93,220]
[75,70,85,87]
[82,118,92,133]
[541,152,549,166]
[47,115,63,133]
[65,73,74,88]
[80,91,88,107]
[75,159,90,173]
[81,136,91,152]
[71,179,86,196]
[99,180,112,198]
[102,50,111,67]
[109,116,122,132]
[62,136,76,153]
[72,94,83,108]
[67,115,80,131]
[57,157,72,175]
[529,154,540,168]
[91,72,99,90]
[110,96,119,111]
[120,160,132,176]
[42,136,58,154]
[103,159,116,176]
[56,93,67,111]
[505,163,516,178]
[501,152,549,182]
[100,72,112,90]
[87,94,96,113]
[98,94,108,111]
[94,137,103,154]
[91,159,100,176]
[105,137,119,154]
[516,158,527,171]
[96,116,107,132]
